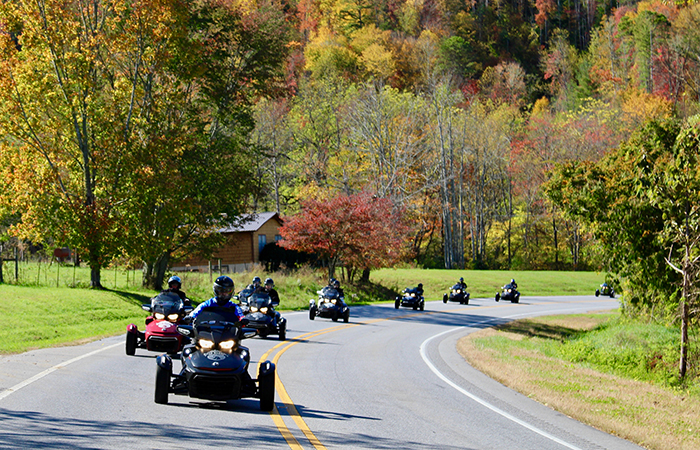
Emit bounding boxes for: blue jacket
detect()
[190,298,243,321]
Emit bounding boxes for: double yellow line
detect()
[257,324,356,449]
[256,302,531,449]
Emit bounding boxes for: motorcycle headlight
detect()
[219,340,236,350]
[260,307,269,314]
[199,339,215,350]
[410,293,416,298]
[167,313,179,322]
[154,313,165,320]
[250,307,258,312]
[507,289,512,293]
[331,299,337,304]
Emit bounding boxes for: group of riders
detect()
[161,274,518,322]
[162,274,346,323]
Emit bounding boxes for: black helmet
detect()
[418,283,423,289]
[332,279,340,289]
[252,276,262,287]
[459,277,464,282]
[168,275,182,289]
[511,278,515,284]
[329,278,336,285]
[214,276,234,305]
[265,277,274,288]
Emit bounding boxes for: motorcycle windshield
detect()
[321,287,340,299]
[151,292,184,315]
[249,293,272,309]
[451,284,462,290]
[194,306,241,327]
[237,288,253,303]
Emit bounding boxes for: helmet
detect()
[265,277,274,288]
[213,276,234,305]
[252,276,262,287]
[168,275,181,289]
[332,279,340,289]
[511,278,515,284]
[329,278,336,286]
[418,283,423,289]
[459,277,464,282]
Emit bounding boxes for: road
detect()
[0,295,644,450]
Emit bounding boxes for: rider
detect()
[415,283,424,297]
[188,276,244,322]
[264,277,280,304]
[510,278,518,289]
[162,275,190,306]
[247,276,264,293]
[329,278,345,299]
[457,277,467,290]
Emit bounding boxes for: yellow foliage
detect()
[620,89,673,130]
[531,97,551,117]
[360,43,395,79]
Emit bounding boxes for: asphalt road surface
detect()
[0,295,645,450]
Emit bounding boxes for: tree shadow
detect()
[493,319,583,342]
[108,289,153,307]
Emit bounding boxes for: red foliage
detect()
[278,192,409,277]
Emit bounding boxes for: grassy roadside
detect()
[457,311,700,450]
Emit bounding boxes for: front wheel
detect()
[154,364,171,404]
[343,310,349,323]
[443,294,448,304]
[125,332,137,356]
[495,293,500,302]
[610,290,615,298]
[419,302,424,311]
[259,369,276,412]
[595,290,600,297]
[395,299,400,309]
[309,306,316,321]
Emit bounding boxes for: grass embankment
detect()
[459,312,700,450]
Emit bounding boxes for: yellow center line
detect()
[260,298,609,449]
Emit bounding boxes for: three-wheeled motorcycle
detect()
[126,292,192,356]
[243,291,287,340]
[309,286,350,322]
[443,283,470,305]
[154,306,276,411]
[395,287,425,310]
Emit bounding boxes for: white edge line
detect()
[419,312,585,450]
[0,341,122,401]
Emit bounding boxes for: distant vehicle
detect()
[395,287,425,311]
[309,286,349,322]
[126,292,192,356]
[495,283,520,303]
[595,283,615,298]
[243,291,287,340]
[443,283,470,305]
[154,306,275,410]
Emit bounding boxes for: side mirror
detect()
[241,328,258,339]
[141,304,152,312]
[177,324,194,336]
[183,306,193,313]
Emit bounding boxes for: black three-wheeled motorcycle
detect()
[154,306,276,411]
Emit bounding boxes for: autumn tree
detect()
[279,192,409,280]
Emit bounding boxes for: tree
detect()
[0,0,289,289]
[278,192,409,280]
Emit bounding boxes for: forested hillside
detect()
[248,0,695,272]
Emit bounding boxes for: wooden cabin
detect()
[173,212,283,273]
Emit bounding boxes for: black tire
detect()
[332,311,338,322]
[309,306,316,320]
[512,294,520,304]
[259,370,275,412]
[278,321,286,341]
[343,310,349,323]
[463,297,469,305]
[495,293,500,302]
[125,332,137,356]
[610,291,615,299]
[419,302,424,311]
[595,290,600,297]
[154,364,171,404]
[395,299,400,309]
[443,294,448,304]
